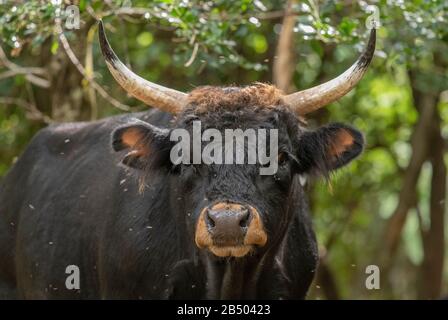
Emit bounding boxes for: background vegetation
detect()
[0,0,447,299]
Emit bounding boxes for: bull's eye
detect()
[260,151,289,169]
[176,164,201,182]
[183,164,199,175]
[277,152,288,166]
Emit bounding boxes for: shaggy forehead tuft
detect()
[187,83,285,113]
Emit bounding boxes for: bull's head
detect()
[99,21,375,260]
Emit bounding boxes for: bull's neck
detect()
[203,199,294,299]
[204,249,275,299]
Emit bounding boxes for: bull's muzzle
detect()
[195,202,268,257]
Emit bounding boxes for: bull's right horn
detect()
[98,20,187,113]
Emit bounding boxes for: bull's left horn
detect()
[98,20,187,113]
[284,28,376,115]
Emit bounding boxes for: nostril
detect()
[205,210,216,229]
[239,209,250,228]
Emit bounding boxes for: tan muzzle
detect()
[195,202,267,257]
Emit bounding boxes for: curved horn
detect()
[98,20,187,113]
[284,29,376,115]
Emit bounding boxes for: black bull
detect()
[0,87,364,299]
[0,21,375,299]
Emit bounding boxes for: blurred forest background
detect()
[0,0,447,299]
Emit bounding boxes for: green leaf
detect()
[137,31,154,47]
[50,40,59,55]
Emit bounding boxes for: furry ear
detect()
[296,123,364,175]
[112,119,170,169]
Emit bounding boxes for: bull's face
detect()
[99,21,374,258]
[171,95,295,258]
[111,85,364,258]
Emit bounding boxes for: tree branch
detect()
[0,97,53,123]
[55,19,131,111]
[0,45,50,88]
[273,0,297,93]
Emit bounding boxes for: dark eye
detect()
[278,152,288,166]
[171,163,198,176]
[259,151,289,169]
[182,164,198,174]
[177,164,202,189]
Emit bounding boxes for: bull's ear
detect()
[111,119,170,169]
[296,123,364,175]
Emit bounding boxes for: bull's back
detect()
[0,110,176,299]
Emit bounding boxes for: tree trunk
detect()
[418,106,446,299]
[382,67,445,299]
[272,0,296,93]
[316,256,340,300]
[382,71,437,264]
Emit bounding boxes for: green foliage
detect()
[0,0,273,70]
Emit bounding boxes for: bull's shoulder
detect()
[35,112,142,142]
[30,110,172,154]
[27,120,105,158]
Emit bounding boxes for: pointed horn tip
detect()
[97,20,117,63]
[97,19,105,33]
[98,19,105,43]
[367,27,376,53]
[357,28,377,69]
[98,20,106,42]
